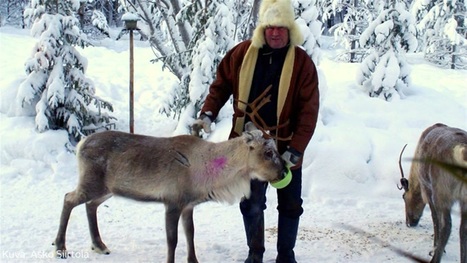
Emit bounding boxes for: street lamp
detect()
[122,13,139,134]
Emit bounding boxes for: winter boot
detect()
[276,215,299,263]
[243,214,265,263]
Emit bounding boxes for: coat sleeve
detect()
[287,50,320,155]
[200,41,251,120]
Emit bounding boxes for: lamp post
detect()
[122,13,139,134]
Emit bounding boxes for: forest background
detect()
[0,0,465,141]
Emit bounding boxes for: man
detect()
[192,0,319,262]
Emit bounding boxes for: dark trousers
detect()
[240,168,303,262]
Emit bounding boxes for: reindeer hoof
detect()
[91,245,111,255]
[53,241,68,259]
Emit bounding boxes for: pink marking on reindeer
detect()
[206,156,227,176]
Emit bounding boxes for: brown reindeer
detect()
[53,123,286,263]
[399,123,467,263]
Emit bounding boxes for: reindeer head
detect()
[398,144,425,227]
[242,122,287,183]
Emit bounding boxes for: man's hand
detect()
[191,112,212,137]
[281,147,302,167]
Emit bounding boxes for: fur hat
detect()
[251,0,304,48]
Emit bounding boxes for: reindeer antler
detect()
[235,85,293,142]
[397,144,409,191]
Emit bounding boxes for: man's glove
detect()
[191,112,212,137]
[281,147,302,167]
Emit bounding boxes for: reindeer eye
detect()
[264,150,274,160]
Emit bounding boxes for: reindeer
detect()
[398,123,467,263]
[53,122,287,263]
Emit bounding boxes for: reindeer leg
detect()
[86,193,112,254]
[54,190,90,258]
[431,207,452,263]
[460,201,467,263]
[428,200,439,257]
[181,206,198,263]
[165,204,182,263]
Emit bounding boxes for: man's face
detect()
[264,26,289,49]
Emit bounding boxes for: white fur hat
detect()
[251,0,304,48]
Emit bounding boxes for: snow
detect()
[121,13,140,22]
[1,26,466,262]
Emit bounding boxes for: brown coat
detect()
[201,40,319,166]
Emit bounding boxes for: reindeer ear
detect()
[243,130,263,146]
[245,121,259,132]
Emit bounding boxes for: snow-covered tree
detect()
[317,0,345,34]
[18,0,115,144]
[76,1,116,40]
[0,0,28,27]
[295,0,323,63]
[91,9,110,37]
[150,1,239,121]
[155,1,239,134]
[86,0,120,27]
[187,2,237,117]
[319,0,382,62]
[410,0,436,51]
[415,0,467,69]
[357,1,418,101]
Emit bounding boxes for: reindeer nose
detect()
[406,217,420,227]
[270,166,292,189]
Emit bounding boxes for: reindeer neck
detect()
[192,137,252,203]
[193,137,251,181]
[408,162,423,197]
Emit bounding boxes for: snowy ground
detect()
[1,26,466,262]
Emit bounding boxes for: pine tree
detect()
[415,0,467,69]
[319,0,381,62]
[188,2,237,116]
[83,0,120,27]
[158,2,239,134]
[410,0,436,51]
[64,0,122,39]
[357,0,418,101]
[295,0,323,63]
[91,10,110,38]
[0,0,28,27]
[18,0,115,144]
